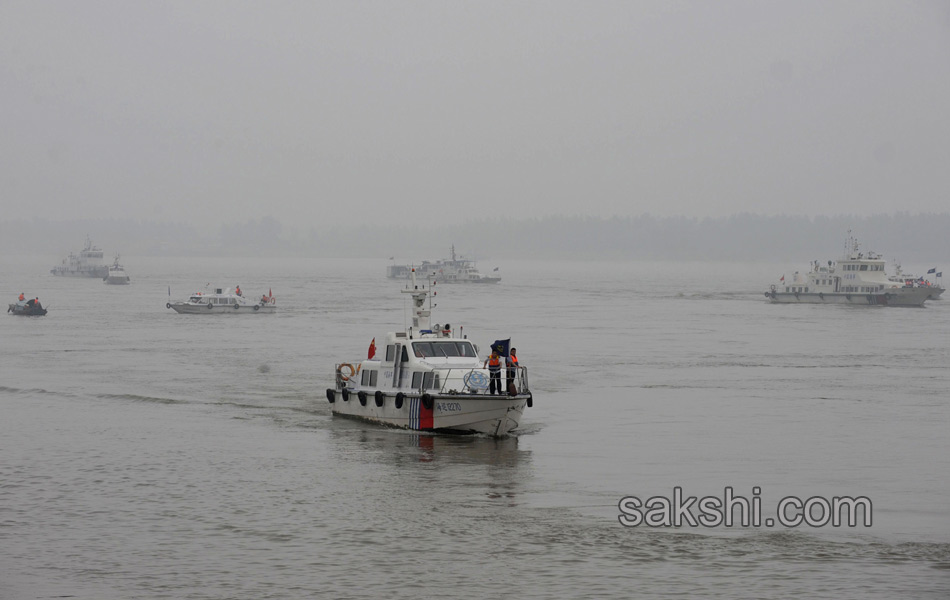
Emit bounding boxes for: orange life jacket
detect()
[488,355,500,368]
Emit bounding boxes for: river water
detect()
[2,255,948,599]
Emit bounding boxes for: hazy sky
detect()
[2,1,949,230]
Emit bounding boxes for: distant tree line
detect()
[2,213,948,262]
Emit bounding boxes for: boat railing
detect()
[427,366,529,395]
[335,363,530,395]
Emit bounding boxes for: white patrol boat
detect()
[51,236,109,278]
[765,234,933,307]
[388,245,501,284]
[325,269,531,436]
[166,287,276,314]
[103,255,130,285]
[888,263,944,300]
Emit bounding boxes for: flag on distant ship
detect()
[927,268,936,274]
[937,272,943,278]
[780,275,785,282]
[368,338,376,359]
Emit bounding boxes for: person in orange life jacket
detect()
[483,350,503,395]
[506,348,519,394]
[18,293,25,301]
[235,285,242,297]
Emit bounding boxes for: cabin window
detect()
[413,342,434,357]
[411,372,423,389]
[410,341,477,358]
[423,371,438,390]
[361,369,370,385]
[785,287,790,292]
[386,345,395,361]
[401,346,409,362]
[860,265,868,271]
[804,287,809,293]
[370,370,378,386]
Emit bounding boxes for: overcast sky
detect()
[2,1,949,230]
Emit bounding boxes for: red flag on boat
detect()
[780,275,785,282]
[268,288,272,299]
[368,338,376,359]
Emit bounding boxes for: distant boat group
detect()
[51,236,130,284]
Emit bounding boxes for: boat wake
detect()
[96,393,188,405]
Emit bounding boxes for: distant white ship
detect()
[103,255,131,285]
[51,236,109,278]
[388,245,500,284]
[765,234,933,307]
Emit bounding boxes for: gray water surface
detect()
[2,256,948,599]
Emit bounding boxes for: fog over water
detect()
[3,1,950,229]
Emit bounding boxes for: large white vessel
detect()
[765,234,933,306]
[325,269,531,436]
[103,255,131,285]
[51,236,109,278]
[166,287,276,314]
[388,245,500,284]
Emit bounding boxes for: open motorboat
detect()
[8,297,47,316]
[765,234,932,307]
[103,255,131,285]
[166,287,276,314]
[325,269,531,436]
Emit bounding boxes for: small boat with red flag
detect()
[166,286,276,313]
[325,269,532,436]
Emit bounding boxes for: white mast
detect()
[402,267,432,336]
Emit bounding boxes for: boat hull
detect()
[104,276,130,285]
[8,303,47,316]
[327,390,529,436]
[440,277,501,284]
[167,302,276,314]
[766,289,931,307]
[51,267,109,278]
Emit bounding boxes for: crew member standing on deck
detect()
[506,348,519,395]
[484,350,502,395]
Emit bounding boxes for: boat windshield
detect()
[412,341,476,358]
